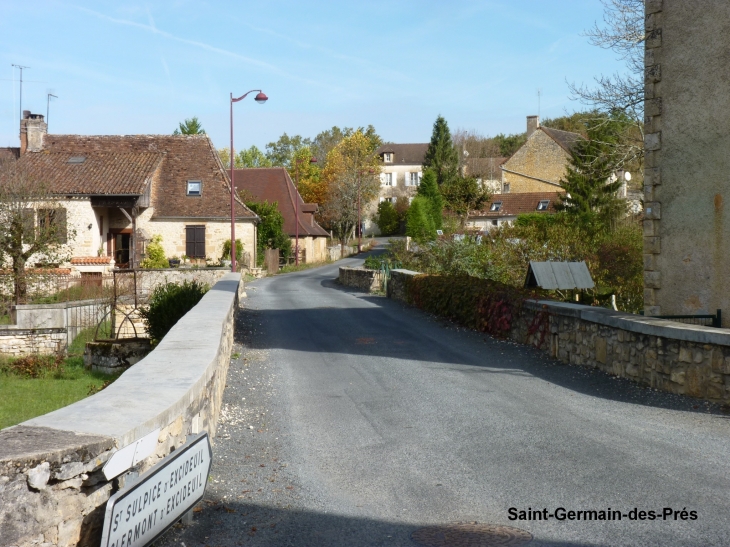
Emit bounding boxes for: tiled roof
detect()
[0,147,20,162]
[232,168,330,237]
[539,127,584,154]
[18,152,163,195]
[471,191,562,217]
[30,134,255,219]
[376,143,429,165]
[71,256,112,265]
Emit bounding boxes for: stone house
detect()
[642,1,730,325]
[467,191,561,231]
[367,143,429,234]
[232,167,330,263]
[500,116,583,194]
[3,111,258,274]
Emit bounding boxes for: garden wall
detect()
[338,267,382,292]
[388,269,730,403]
[0,272,241,547]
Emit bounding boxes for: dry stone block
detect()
[670,370,685,385]
[27,462,51,491]
[57,518,82,547]
[678,347,692,363]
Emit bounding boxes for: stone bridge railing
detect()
[0,273,243,547]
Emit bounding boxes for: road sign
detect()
[102,428,161,481]
[100,432,212,547]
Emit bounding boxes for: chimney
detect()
[526,115,539,138]
[20,111,47,155]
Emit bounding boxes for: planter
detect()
[168,259,181,268]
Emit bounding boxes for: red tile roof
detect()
[19,134,255,220]
[71,256,112,265]
[471,191,563,217]
[232,168,329,237]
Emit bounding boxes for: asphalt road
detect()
[157,253,730,547]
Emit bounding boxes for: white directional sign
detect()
[100,432,212,547]
[102,428,161,481]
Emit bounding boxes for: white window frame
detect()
[383,173,393,186]
[383,152,393,163]
[187,180,202,196]
[537,200,550,211]
[490,201,502,212]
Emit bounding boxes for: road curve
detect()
[159,255,730,547]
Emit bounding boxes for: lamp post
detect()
[357,169,375,253]
[230,90,268,272]
[294,156,317,266]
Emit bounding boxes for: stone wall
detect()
[501,129,569,193]
[386,269,730,403]
[0,273,240,547]
[643,1,730,325]
[338,267,382,292]
[0,327,66,356]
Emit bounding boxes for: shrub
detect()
[373,201,399,235]
[221,238,244,262]
[139,280,209,343]
[141,235,168,269]
[406,196,436,241]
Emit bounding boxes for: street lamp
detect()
[230,90,268,272]
[294,156,317,266]
[357,169,375,253]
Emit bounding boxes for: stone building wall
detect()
[501,130,569,194]
[0,273,240,547]
[643,1,730,325]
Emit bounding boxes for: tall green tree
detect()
[556,113,628,228]
[173,117,205,135]
[218,145,272,169]
[265,133,312,168]
[492,132,527,157]
[440,176,491,228]
[416,168,444,230]
[406,196,436,241]
[423,116,459,186]
[373,201,399,236]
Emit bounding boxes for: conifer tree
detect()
[417,168,443,230]
[423,116,459,186]
[406,196,436,241]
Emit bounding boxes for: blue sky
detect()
[1,1,627,151]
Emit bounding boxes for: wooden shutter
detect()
[392,172,397,185]
[186,225,206,258]
[404,171,410,186]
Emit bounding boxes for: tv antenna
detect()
[47,91,58,128]
[11,64,29,121]
[537,88,542,119]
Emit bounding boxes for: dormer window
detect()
[67,156,86,164]
[490,201,502,212]
[187,180,202,196]
[383,152,393,163]
[537,200,550,211]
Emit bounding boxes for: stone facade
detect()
[642,1,730,325]
[500,126,571,194]
[0,327,66,356]
[0,273,240,547]
[386,269,730,403]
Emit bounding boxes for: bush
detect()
[406,196,436,241]
[141,235,168,269]
[373,201,399,235]
[245,200,291,266]
[139,280,209,343]
[221,238,244,262]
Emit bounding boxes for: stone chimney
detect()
[526,115,539,138]
[20,111,47,155]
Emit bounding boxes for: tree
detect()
[406,196,436,241]
[556,114,628,229]
[141,235,168,268]
[416,168,444,230]
[568,0,644,170]
[311,125,382,168]
[173,117,205,135]
[0,160,72,303]
[373,201,399,236]
[318,131,382,253]
[492,132,527,157]
[265,133,312,168]
[440,175,491,228]
[290,147,325,207]
[423,116,459,186]
[244,200,291,266]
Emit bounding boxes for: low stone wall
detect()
[127,268,230,297]
[338,267,382,292]
[83,339,152,374]
[0,327,67,356]
[387,269,730,402]
[0,273,240,547]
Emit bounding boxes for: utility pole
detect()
[11,64,29,121]
[47,93,58,128]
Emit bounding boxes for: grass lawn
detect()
[0,323,118,430]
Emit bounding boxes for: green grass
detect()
[0,323,118,430]
[275,260,332,275]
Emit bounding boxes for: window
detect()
[490,201,502,212]
[67,156,86,164]
[491,220,498,226]
[383,173,393,186]
[186,225,206,258]
[38,208,67,243]
[503,183,510,193]
[537,200,550,211]
[410,172,419,186]
[383,152,393,163]
[187,180,202,196]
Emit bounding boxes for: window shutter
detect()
[195,226,205,258]
[55,207,67,244]
[418,171,423,184]
[380,173,386,186]
[404,171,410,186]
[186,226,195,257]
[391,172,397,186]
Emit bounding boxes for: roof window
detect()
[383,152,393,163]
[67,156,86,164]
[186,180,202,196]
[490,201,502,212]
[537,200,550,211]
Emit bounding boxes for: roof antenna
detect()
[537,88,541,119]
[11,64,29,121]
[47,91,58,129]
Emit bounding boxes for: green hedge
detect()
[406,274,542,338]
[139,280,209,344]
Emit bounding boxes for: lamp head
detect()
[309,157,317,163]
[254,92,268,104]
